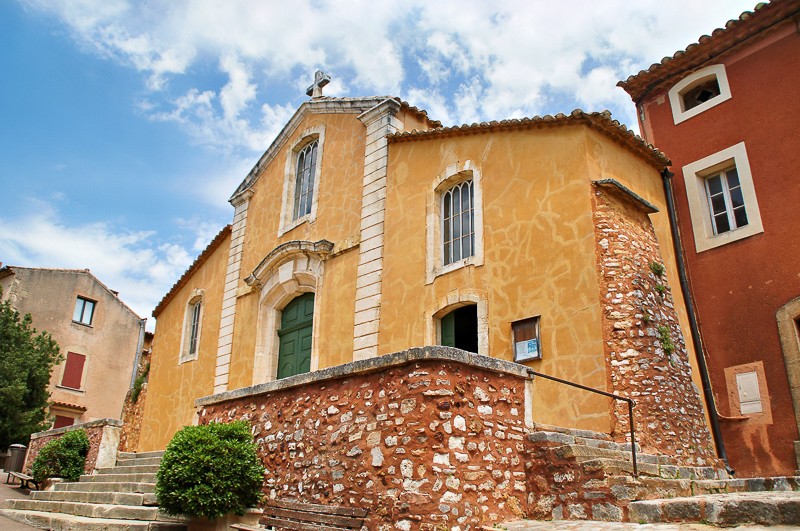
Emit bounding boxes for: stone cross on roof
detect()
[306,70,331,98]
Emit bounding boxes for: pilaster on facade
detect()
[352,99,402,361]
[214,189,253,393]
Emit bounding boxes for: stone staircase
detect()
[0,451,187,530]
[525,424,800,525]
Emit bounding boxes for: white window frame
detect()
[426,161,484,284]
[179,289,204,363]
[279,126,325,236]
[668,64,732,125]
[682,142,763,252]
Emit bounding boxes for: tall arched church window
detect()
[442,180,475,266]
[293,140,318,220]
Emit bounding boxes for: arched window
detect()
[293,140,318,220]
[442,180,475,266]
[180,289,204,363]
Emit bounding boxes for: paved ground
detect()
[0,473,38,530]
[496,521,800,530]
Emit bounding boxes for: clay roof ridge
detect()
[388,109,670,168]
[0,265,142,320]
[152,224,232,318]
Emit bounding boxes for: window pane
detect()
[73,300,83,322]
[707,175,723,195]
[733,206,749,228]
[452,206,461,240]
[714,213,731,234]
[711,194,727,215]
[83,300,94,324]
[725,168,740,188]
[729,187,745,209]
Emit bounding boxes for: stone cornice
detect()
[244,239,334,289]
[196,346,531,407]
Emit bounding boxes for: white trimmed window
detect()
[442,180,475,265]
[426,161,484,283]
[279,126,325,235]
[668,64,732,125]
[293,140,318,220]
[180,289,204,363]
[682,142,763,252]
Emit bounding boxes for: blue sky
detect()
[0,0,757,327]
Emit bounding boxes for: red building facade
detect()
[619,0,800,477]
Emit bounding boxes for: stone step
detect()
[55,481,156,494]
[6,498,170,521]
[608,475,800,502]
[80,472,157,483]
[553,443,660,464]
[533,423,612,441]
[118,451,165,460]
[579,456,725,481]
[97,464,161,474]
[116,457,163,467]
[31,489,158,506]
[629,491,800,526]
[0,509,187,531]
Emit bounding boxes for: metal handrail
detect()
[526,369,638,477]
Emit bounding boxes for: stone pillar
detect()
[214,189,254,394]
[352,99,403,361]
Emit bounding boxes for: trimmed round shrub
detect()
[156,420,264,519]
[30,429,90,483]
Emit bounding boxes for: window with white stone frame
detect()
[682,142,763,252]
[668,64,732,125]
[426,161,484,283]
[279,126,325,235]
[180,289,204,363]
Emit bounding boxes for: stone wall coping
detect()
[196,346,531,407]
[593,179,659,214]
[30,418,123,440]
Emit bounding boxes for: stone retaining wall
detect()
[24,418,122,475]
[196,347,533,530]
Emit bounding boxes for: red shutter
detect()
[61,352,86,389]
[53,416,74,429]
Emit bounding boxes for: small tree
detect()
[0,289,63,450]
[30,429,90,483]
[156,421,264,519]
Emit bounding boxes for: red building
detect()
[619,0,800,477]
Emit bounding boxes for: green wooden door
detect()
[441,311,455,347]
[277,293,315,379]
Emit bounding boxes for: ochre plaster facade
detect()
[139,92,717,467]
[0,267,143,426]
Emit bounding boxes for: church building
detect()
[136,72,718,471]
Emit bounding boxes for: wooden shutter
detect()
[441,312,455,347]
[61,352,86,389]
[53,416,75,429]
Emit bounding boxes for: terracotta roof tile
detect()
[619,0,800,101]
[152,225,232,318]
[50,401,87,412]
[388,109,670,168]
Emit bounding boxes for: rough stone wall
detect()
[24,421,109,474]
[119,348,151,452]
[198,358,529,530]
[592,186,716,465]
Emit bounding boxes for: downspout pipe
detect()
[661,168,731,472]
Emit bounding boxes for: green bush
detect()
[30,429,90,483]
[156,420,264,519]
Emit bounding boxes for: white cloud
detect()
[0,203,201,327]
[25,0,757,141]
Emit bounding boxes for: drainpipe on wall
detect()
[130,318,147,389]
[661,168,731,472]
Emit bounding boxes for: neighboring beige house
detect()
[0,266,145,427]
